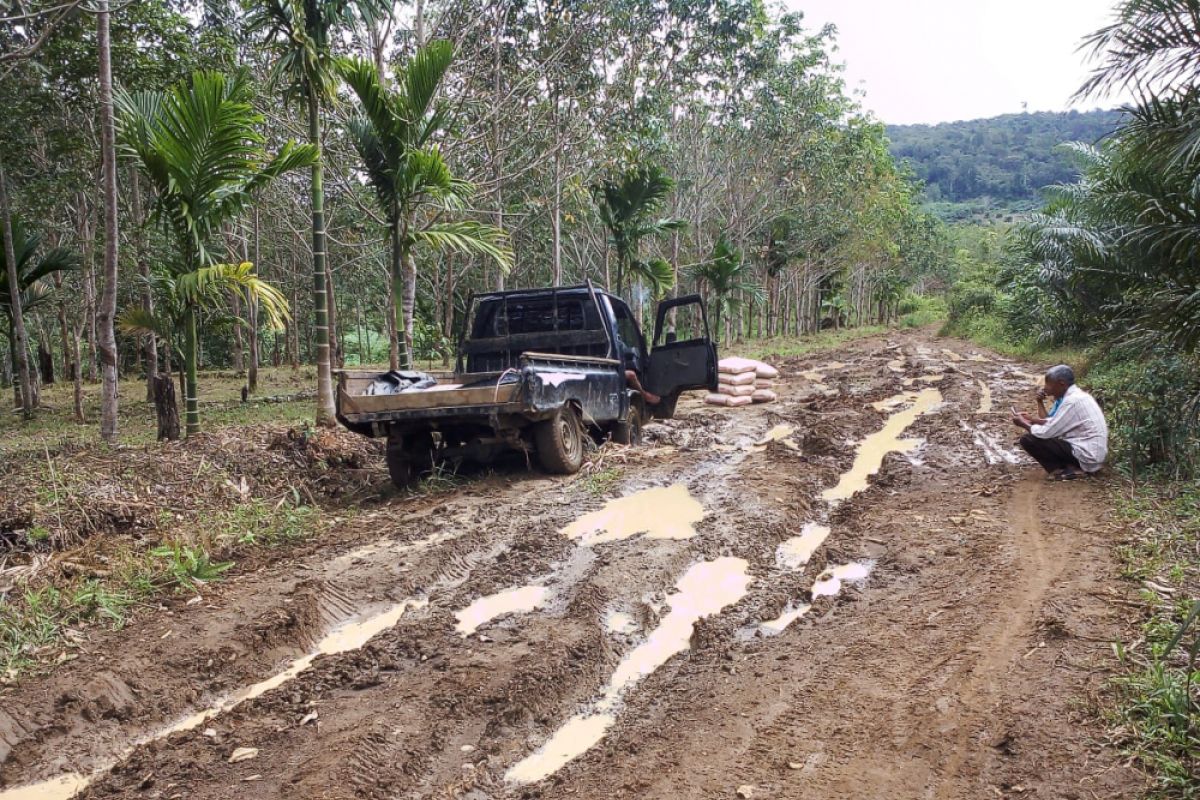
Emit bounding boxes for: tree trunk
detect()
[183,304,199,435]
[98,2,120,445]
[0,160,34,418]
[130,171,157,401]
[231,289,245,372]
[72,321,84,422]
[153,370,179,441]
[38,340,53,384]
[326,261,343,369]
[307,88,336,426]
[392,220,412,369]
[386,260,399,370]
[247,207,259,394]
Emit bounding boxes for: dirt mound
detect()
[0,424,384,559]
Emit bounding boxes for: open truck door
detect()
[644,294,718,419]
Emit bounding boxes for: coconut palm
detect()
[0,217,77,408]
[246,0,387,426]
[338,43,512,368]
[591,161,686,298]
[688,235,763,345]
[115,69,316,436]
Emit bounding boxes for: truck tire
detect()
[535,405,585,474]
[385,433,433,489]
[611,403,643,445]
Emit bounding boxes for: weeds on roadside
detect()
[579,466,623,496]
[1109,484,1200,798]
[150,543,233,588]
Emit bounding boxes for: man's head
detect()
[1044,364,1075,399]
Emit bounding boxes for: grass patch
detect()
[735,326,888,362]
[578,466,623,496]
[940,312,1091,371]
[1108,482,1200,798]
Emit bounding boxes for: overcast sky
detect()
[787,0,1131,125]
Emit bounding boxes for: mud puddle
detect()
[505,557,752,784]
[823,388,942,503]
[1,598,427,800]
[455,585,551,636]
[562,483,704,545]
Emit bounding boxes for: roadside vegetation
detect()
[935,2,1200,792]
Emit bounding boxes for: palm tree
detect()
[688,235,763,345]
[115,69,316,436]
[119,262,289,440]
[338,43,512,368]
[0,217,77,408]
[591,160,686,298]
[246,0,386,426]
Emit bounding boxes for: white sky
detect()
[787,0,1133,125]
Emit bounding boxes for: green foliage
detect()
[888,109,1125,211]
[897,293,946,328]
[688,234,762,343]
[1110,483,1200,798]
[1088,353,1200,481]
[150,542,233,588]
[591,157,686,297]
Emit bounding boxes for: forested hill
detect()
[887,109,1125,212]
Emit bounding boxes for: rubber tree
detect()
[115,69,316,435]
[338,44,512,369]
[247,0,388,426]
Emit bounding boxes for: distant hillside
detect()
[887,109,1125,216]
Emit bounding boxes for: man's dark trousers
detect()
[1019,433,1081,474]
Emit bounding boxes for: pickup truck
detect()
[335,283,717,487]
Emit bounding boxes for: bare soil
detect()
[0,331,1146,799]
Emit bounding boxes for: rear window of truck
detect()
[472,298,592,338]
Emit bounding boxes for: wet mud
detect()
[0,331,1144,799]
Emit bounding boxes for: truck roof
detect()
[472,284,620,305]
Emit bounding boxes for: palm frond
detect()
[413,221,513,271]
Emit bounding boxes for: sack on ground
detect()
[754,363,780,379]
[755,379,773,389]
[717,357,759,375]
[717,383,755,397]
[705,393,753,407]
[752,389,778,404]
[718,371,756,387]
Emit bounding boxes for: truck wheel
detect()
[385,433,433,489]
[611,403,643,445]
[535,405,585,474]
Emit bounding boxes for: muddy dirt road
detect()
[0,331,1145,799]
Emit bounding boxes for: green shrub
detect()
[1088,353,1200,480]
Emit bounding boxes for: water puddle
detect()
[604,610,638,635]
[811,562,872,598]
[758,561,873,636]
[775,523,832,571]
[0,598,427,800]
[962,422,1020,465]
[977,380,993,414]
[455,586,550,636]
[822,388,942,504]
[759,602,812,636]
[561,483,704,545]
[749,424,799,452]
[506,557,752,784]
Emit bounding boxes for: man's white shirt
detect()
[1030,384,1109,472]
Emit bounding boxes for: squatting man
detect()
[1010,364,1109,480]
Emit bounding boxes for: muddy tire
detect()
[535,405,585,474]
[385,433,434,489]
[611,403,643,445]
